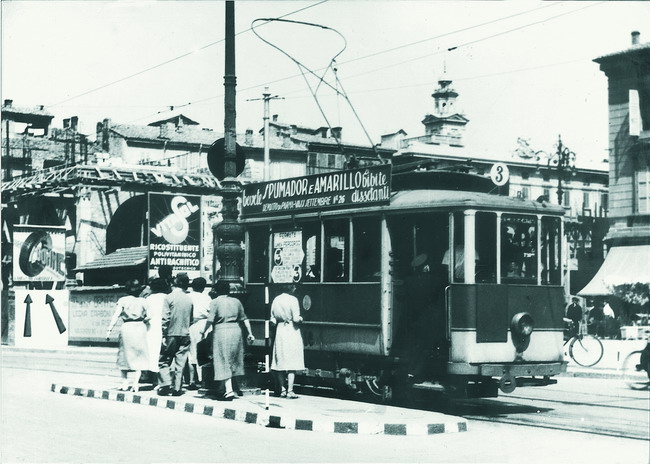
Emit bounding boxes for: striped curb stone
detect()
[51,384,468,435]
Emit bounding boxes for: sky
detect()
[2,1,649,168]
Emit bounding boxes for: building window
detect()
[637,165,650,213]
[563,189,571,208]
[543,188,550,201]
[600,192,608,217]
[582,191,591,215]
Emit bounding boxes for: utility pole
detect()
[214,0,244,289]
[248,88,283,181]
[263,88,271,181]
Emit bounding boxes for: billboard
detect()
[13,225,66,282]
[68,289,123,342]
[148,193,201,279]
[241,164,392,217]
[14,289,69,348]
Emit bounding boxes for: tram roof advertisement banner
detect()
[148,193,202,278]
[13,225,66,282]
[241,164,392,217]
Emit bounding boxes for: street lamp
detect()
[547,135,577,206]
[523,135,576,205]
[214,0,244,289]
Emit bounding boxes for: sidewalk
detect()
[49,378,467,436]
[561,339,647,379]
[1,346,467,436]
[5,339,645,435]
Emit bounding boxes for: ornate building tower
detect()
[421,76,469,146]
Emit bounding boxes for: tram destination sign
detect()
[241,164,392,217]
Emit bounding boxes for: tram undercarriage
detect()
[253,348,566,402]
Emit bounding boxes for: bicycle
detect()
[621,330,650,390]
[563,319,604,367]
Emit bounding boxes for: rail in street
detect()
[450,378,649,441]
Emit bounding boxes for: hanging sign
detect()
[271,230,304,283]
[490,163,510,187]
[241,164,392,217]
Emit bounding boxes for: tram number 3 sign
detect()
[271,230,304,283]
[490,162,510,187]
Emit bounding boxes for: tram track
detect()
[462,414,650,441]
[450,389,650,441]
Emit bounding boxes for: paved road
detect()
[2,367,648,463]
[448,377,649,441]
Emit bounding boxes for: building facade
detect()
[579,31,650,327]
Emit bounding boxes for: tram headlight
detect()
[510,312,534,353]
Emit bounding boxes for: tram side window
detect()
[442,212,466,283]
[353,217,381,282]
[302,221,321,281]
[324,219,349,282]
[248,226,269,283]
[475,212,497,283]
[541,216,561,285]
[501,214,537,282]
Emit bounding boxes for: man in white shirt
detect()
[442,245,480,281]
[187,277,212,389]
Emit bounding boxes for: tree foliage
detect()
[609,282,650,307]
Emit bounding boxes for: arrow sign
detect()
[23,294,32,337]
[45,294,67,334]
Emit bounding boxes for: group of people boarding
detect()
[106,268,305,401]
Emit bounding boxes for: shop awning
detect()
[578,245,650,296]
[75,246,148,271]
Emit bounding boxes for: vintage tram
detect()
[240,164,567,400]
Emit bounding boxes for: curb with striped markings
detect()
[51,384,468,436]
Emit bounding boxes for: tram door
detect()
[388,213,449,380]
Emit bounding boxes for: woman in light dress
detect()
[270,284,305,399]
[144,278,169,381]
[106,279,150,392]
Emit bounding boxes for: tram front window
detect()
[541,216,561,285]
[475,212,497,283]
[353,217,381,282]
[324,219,349,282]
[302,221,321,282]
[248,226,269,283]
[501,214,537,282]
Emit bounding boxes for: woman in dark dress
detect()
[202,280,255,400]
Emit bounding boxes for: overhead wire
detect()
[130,1,570,123]
[278,55,590,100]
[48,0,329,108]
[128,2,602,128]
[251,18,359,163]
